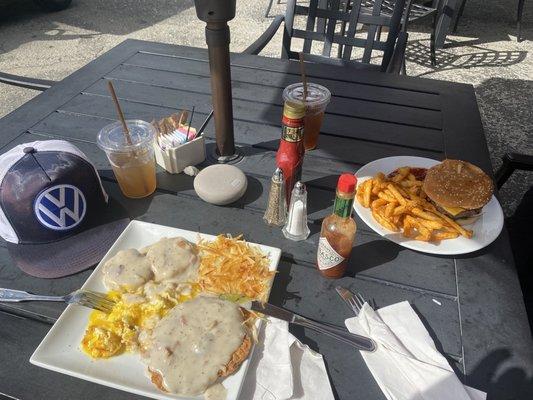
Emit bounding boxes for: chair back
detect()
[282,0,408,71]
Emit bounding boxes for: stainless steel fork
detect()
[336,286,367,316]
[0,288,115,313]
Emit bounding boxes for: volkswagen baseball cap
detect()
[0,140,129,278]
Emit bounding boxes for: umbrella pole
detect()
[194,0,239,162]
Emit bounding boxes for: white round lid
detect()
[193,164,248,205]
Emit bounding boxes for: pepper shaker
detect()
[282,181,310,241]
[263,168,287,226]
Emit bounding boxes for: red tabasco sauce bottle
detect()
[317,174,357,278]
[276,101,306,204]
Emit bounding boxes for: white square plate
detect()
[30,220,282,400]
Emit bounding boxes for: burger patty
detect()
[430,199,481,220]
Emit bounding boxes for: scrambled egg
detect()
[82,235,271,360]
[81,287,198,359]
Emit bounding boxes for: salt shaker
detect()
[263,168,287,226]
[282,181,310,241]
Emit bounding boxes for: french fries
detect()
[371,198,388,208]
[372,208,399,232]
[363,179,372,208]
[387,184,407,206]
[384,202,396,217]
[356,167,474,242]
[434,231,460,240]
[377,191,397,203]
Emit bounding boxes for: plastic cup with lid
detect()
[97,120,157,198]
[283,82,331,150]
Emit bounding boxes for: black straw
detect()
[187,106,195,139]
[197,110,213,137]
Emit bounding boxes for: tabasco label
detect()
[317,237,345,270]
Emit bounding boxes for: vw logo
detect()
[34,184,87,231]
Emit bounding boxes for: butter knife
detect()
[250,301,376,352]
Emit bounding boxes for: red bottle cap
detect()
[337,173,357,194]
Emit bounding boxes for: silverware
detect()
[250,301,376,352]
[0,288,115,313]
[336,286,366,316]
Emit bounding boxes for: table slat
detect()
[106,63,444,129]
[120,55,443,109]
[83,78,445,148]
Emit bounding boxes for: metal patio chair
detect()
[495,152,533,190]
[495,152,533,330]
[517,0,527,42]
[266,0,438,65]
[0,72,56,91]
[339,1,439,65]
[247,0,413,74]
[453,0,527,42]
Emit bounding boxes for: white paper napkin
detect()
[240,318,335,400]
[345,301,486,400]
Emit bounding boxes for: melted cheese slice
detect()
[441,205,466,216]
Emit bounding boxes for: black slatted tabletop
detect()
[0,39,531,400]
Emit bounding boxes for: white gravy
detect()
[100,237,242,398]
[102,237,199,293]
[141,296,246,396]
[102,249,153,292]
[145,237,199,283]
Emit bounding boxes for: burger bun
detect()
[423,159,493,210]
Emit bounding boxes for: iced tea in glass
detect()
[97,120,157,198]
[283,82,331,151]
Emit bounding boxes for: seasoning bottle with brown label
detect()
[316,174,357,278]
[276,101,306,205]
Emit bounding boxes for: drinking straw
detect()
[107,81,133,145]
[298,52,308,103]
[187,106,195,140]
[107,80,150,195]
[197,110,213,137]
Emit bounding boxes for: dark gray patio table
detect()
[0,39,531,400]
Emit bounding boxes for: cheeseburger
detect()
[423,159,494,224]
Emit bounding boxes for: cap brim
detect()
[7,218,130,278]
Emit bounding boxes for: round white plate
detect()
[353,156,504,255]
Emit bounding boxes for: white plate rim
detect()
[29,220,282,400]
[353,156,504,255]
